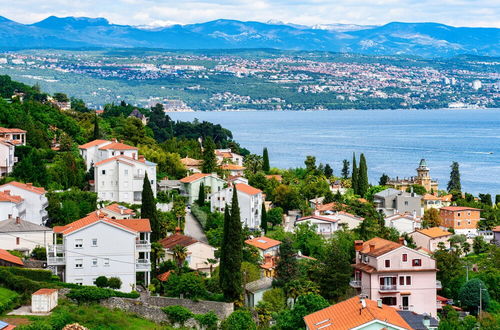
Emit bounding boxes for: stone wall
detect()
[101,297,168,324]
[144,296,233,319]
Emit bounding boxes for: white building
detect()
[47,213,151,292]
[94,155,157,204]
[384,213,422,234]
[0,127,26,176]
[334,211,364,230]
[210,183,262,230]
[215,149,243,166]
[0,216,52,255]
[78,139,139,171]
[31,289,58,313]
[0,190,25,220]
[0,182,48,225]
[294,214,339,236]
[180,173,226,205]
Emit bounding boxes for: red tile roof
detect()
[33,288,58,295]
[180,157,202,166]
[440,206,481,212]
[296,215,338,223]
[221,164,246,171]
[0,127,26,133]
[94,155,142,167]
[360,237,402,257]
[492,226,500,232]
[245,236,281,250]
[0,249,23,266]
[157,270,173,282]
[113,219,151,232]
[103,203,135,216]
[179,173,211,183]
[99,141,138,150]
[78,139,109,149]
[303,296,411,330]
[159,233,199,249]
[235,183,262,195]
[0,181,46,195]
[0,191,23,203]
[54,213,150,235]
[416,227,452,238]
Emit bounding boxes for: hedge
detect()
[191,204,208,228]
[0,287,19,314]
[0,269,42,295]
[0,267,54,282]
[66,286,139,303]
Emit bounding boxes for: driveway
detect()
[184,210,208,243]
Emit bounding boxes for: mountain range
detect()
[1,16,499,57]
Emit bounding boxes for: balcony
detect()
[379,284,398,292]
[136,240,151,251]
[399,305,414,311]
[47,257,66,265]
[136,259,151,272]
[47,244,64,254]
[349,279,362,288]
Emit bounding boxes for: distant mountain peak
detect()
[32,16,110,29]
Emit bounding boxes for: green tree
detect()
[447,161,462,192]
[197,183,205,206]
[261,203,268,233]
[351,153,358,194]
[379,173,389,186]
[422,208,443,228]
[358,153,369,197]
[163,305,193,326]
[93,112,100,140]
[221,310,256,330]
[406,184,427,196]
[341,159,350,179]
[275,294,329,330]
[262,147,270,173]
[202,137,217,173]
[94,276,108,288]
[172,244,188,268]
[107,277,122,290]
[304,156,317,174]
[473,236,488,254]
[275,237,298,287]
[267,207,283,228]
[458,278,490,314]
[142,173,159,241]
[324,163,333,178]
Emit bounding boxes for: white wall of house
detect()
[210,187,262,229]
[0,200,25,219]
[182,175,226,205]
[0,230,51,253]
[0,185,48,225]
[295,217,338,236]
[79,141,110,171]
[0,142,16,176]
[335,213,363,230]
[385,216,421,234]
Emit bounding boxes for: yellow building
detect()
[387,159,439,193]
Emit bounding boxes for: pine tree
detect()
[261,203,267,234]
[93,112,100,140]
[358,153,369,197]
[262,147,270,173]
[275,237,298,287]
[447,161,461,192]
[197,183,205,206]
[351,153,358,194]
[142,173,160,241]
[220,188,243,301]
[324,163,333,178]
[379,173,389,186]
[341,159,350,179]
[202,137,218,173]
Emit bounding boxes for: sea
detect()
[168,109,500,196]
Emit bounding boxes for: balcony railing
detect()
[136,240,151,250]
[47,257,66,265]
[349,279,362,288]
[47,244,65,254]
[399,305,414,311]
[380,284,398,291]
[136,259,151,271]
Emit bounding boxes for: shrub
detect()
[0,267,53,282]
[164,272,208,299]
[195,311,218,330]
[191,204,208,228]
[31,246,47,261]
[67,287,112,303]
[0,269,41,295]
[221,309,256,330]
[94,276,109,288]
[108,277,122,290]
[0,288,19,314]
[162,305,193,326]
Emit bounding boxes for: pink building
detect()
[350,237,438,317]
[409,227,452,253]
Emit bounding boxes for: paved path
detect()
[184,210,208,243]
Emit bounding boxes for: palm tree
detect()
[151,242,165,274]
[205,258,218,276]
[172,244,188,268]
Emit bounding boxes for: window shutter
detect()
[380,277,384,286]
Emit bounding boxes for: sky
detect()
[0,0,499,28]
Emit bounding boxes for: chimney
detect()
[15,216,20,224]
[377,299,383,308]
[175,227,182,234]
[399,237,405,245]
[138,155,145,162]
[120,208,124,215]
[26,183,32,188]
[354,240,364,252]
[369,243,376,253]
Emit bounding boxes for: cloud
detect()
[0,0,498,28]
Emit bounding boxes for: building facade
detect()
[439,206,481,236]
[384,213,421,234]
[386,159,439,193]
[0,182,48,225]
[180,173,226,205]
[0,127,26,176]
[0,215,52,254]
[374,188,422,217]
[409,227,452,253]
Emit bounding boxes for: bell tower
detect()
[416,159,431,192]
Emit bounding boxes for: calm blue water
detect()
[169,109,500,196]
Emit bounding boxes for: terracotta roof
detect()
[440,206,481,212]
[436,295,448,302]
[0,181,46,195]
[94,155,146,167]
[113,219,151,232]
[440,194,453,202]
[0,127,26,133]
[159,233,198,249]
[360,237,402,257]
[179,173,211,183]
[221,164,246,170]
[99,141,138,150]
[78,139,109,149]
[157,270,173,282]
[0,249,23,266]
[423,194,440,201]
[235,183,262,195]
[303,296,411,330]
[0,191,23,203]
[33,288,58,295]
[352,263,377,273]
[492,226,500,232]
[337,211,364,220]
[416,227,452,238]
[245,236,281,250]
[316,202,347,212]
[103,203,135,216]
[265,175,282,182]
[54,213,148,235]
[296,215,338,223]
[180,157,202,166]
[215,150,233,158]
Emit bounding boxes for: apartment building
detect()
[0,127,26,176]
[179,173,226,205]
[294,214,339,236]
[78,139,139,171]
[47,213,151,292]
[373,188,422,217]
[439,206,481,236]
[350,237,438,317]
[0,182,48,225]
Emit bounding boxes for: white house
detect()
[0,215,52,255]
[31,289,58,313]
[294,214,339,236]
[384,213,422,234]
[0,140,17,177]
[180,173,226,205]
[0,182,48,225]
[210,183,263,230]
[94,155,157,204]
[0,127,27,146]
[215,149,243,166]
[47,213,151,292]
[221,164,246,177]
[334,211,364,230]
[78,139,139,171]
[0,190,25,220]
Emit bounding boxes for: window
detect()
[385,260,390,268]
[75,239,83,248]
[457,221,461,226]
[406,276,411,285]
[412,259,422,266]
[404,201,409,206]
[151,180,154,184]
[75,259,83,268]
[468,220,471,225]
[381,297,397,306]
[104,258,110,266]
[468,212,471,216]
[92,238,98,246]
[124,169,128,175]
[92,258,97,266]
[457,212,461,217]
[399,276,405,285]
[402,254,408,262]
[16,237,20,245]
[120,151,124,155]
[101,170,106,175]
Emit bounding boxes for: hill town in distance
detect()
[0,10,499,330]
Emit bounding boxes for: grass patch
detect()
[0,287,19,314]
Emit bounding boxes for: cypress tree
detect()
[219,206,231,290]
[351,153,358,194]
[447,161,462,192]
[262,147,270,173]
[93,112,100,140]
[275,237,298,287]
[141,173,159,241]
[220,188,243,301]
[261,203,268,234]
[358,153,369,197]
[197,183,205,206]
[341,159,350,179]
[202,137,218,173]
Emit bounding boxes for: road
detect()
[184,210,208,243]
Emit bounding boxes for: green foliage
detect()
[293,223,325,258]
[406,184,427,196]
[262,147,270,173]
[107,277,122,290]
[422,208,443,228]
[142,173,160,241]
[66,286,139,303]
[473,236,489,254]
[459,278,490,314]
[197,182,206,206]
[241,261,261,284]
[31,246,47,260]
[0,287,19,314]
[221,309,256,330]
[163,305,193,326]
[202,136,218,173]
[164,272,208,299]
[341,159,350,179]
[0,269,42,296]
[447,161,462,192]
[267,207,283,228]
[261,203,268,233]
[275,237,299,287]
[351,153,358,194]
[47,189,97,227]
[357,153,369,197]
[379,173,389,185]
[275,293,329,330]
[194,311,219,330]
[0,266,53,282]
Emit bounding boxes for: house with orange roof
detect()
[215,148,243,166]
[384,213,422,234]
[210,183,263,229]
[350,237,438,317]
[78,139,139,171]
[303,296,412,330]
[96,203,136,219]
[0,127,26,146]
[180,157,202,174]
[46,213,151,292]
[245,236,281,277]
[409,227,452,252]
[220,163,246,177]
[0,127,26,177]
[0,182,48,225]
[439,206,481,236]
[493,226,500,246]
[0,248,23,267]
[422,193,453,212]
[0,190,25,220]
[180,173,226,205]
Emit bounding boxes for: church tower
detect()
[416,159,432,192]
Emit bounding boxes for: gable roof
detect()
[296,215,338,224]
[159,233,199,249]
[360,237,402,257]
[245,236,281,250]
[415,227,452,238]
[94,155,151,167]
[385,213,420,222]
[0,181,46,195]
[397,311,439,330]
[235,183,262,195]
[33,288,58,295]
[245,277,273,293]
[103,203,136,216]
[112,219,151,232]
[157,270,173,282]
[0,249,24,266]
[440,206,481,212]
[78,139,109,149]
[99,141,138,150]
[337,211,364,221]
[0,191,23,203]
[0,127,26,133]
[179,173,211,183]
[0,217,51,232]
[303,296,411,330]
[53,213,149,235]
[180,157,202,166]
[221,164,246,171]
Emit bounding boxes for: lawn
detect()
[0,287,18,304]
